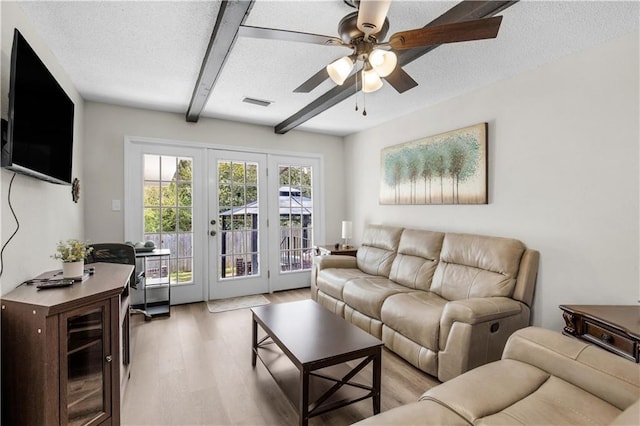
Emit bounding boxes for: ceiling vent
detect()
[242,97,272,107]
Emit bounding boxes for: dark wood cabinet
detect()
[1,263,134,425]
[560,304,640,363]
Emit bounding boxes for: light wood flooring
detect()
[122,288,439,425]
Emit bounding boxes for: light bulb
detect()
[326,56,354,85]
[369,49,397,77]
[362,69,383,93]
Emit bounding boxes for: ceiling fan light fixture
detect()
[369,49,397,77]
[326,56,354,85]
[357,0,392,37]
[362,68,383,93]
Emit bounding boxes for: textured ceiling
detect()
[17,1,640,136]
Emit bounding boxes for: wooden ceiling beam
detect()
[274,0,518,134]
[186,0,254,123]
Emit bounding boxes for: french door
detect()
[126,138,324,303]
[125,142,207,305]
[208,151,269,299]
[268,155,320,292]
[209,152,321,297]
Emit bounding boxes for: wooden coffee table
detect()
[251,299,383,426]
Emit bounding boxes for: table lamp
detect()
[341,221,353,248]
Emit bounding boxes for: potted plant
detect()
[52,239,93,279]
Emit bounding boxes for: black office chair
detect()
[87,243,139,289]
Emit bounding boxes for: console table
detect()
[560,304,640,363]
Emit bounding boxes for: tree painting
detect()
[380,123,487,205]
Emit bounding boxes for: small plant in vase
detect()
[52,239,93,279]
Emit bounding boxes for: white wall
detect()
[0,2,85,295]
[344,32,639,331]
[82,102,345,245]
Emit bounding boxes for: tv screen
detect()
[1,29,75,185]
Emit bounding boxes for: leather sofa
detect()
[311,224,539,381]
[354,327,640,425]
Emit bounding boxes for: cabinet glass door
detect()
[62,302,111,426]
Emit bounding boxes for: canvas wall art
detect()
[380,123,488,205]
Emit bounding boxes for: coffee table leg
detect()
[373,350,381,414]
[251,315,257,367]
[299,367,309,426]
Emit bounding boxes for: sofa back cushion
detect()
[431,232,525,300]
[356,225,403,277]
[389,229,445,290]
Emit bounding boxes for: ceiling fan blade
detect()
[388,15,503,50]
[238,25,347,47]
[357,0,392,36]
[383,66,418,94]
[293,67,329,93]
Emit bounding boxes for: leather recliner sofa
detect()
[311,224,539,381]
[353,327,640,425]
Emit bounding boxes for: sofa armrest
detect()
[439,297,525,348]
[314,254,357,271]
[437,297,531,381]
[310,255,358,300]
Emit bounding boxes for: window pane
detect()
[144,155,160,180]
[161,208,176,232]
[219,162,231,183]
[144,182,160,207]
[160,156,177,181]
[178,183,191,206]
[176,158,192,181]
[144,208,160,232]
[177,208,192,232]
[245,163,257,184]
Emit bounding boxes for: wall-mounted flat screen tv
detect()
[1,29,75,185]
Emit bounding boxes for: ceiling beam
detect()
[186,0,254,122]
[274,0,518,134]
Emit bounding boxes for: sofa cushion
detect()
[431,233,525,301]
[356,225,403,277]
[475,376,622,425]
[316,268,375,300]
[388,229,444,291]
[381,291,447,351]
[343,277,413,320]
[354,400,470,425]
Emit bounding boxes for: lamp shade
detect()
[369,49,397,77]
[362,69,383,93]
[327,56,354,85]
[341,221,353,239]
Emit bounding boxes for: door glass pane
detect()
[143,155,193,285]
[218,160,260,279]
[66,307,105,425]
[278,165,313,273]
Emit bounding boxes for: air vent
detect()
[242,97,272,107]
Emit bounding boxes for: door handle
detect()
[210,231,217,237]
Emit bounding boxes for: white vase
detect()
[62,260,84,279]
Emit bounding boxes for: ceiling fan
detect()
[238,0,503,98]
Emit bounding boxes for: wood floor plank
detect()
[122,288,439,425]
